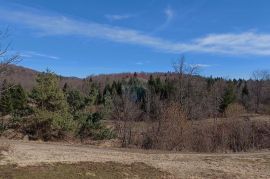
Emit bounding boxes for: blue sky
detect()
[0,0,269,78]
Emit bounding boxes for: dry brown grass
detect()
[0,161,172,179]
[0,141,10,161]
[225,103,246,117]
[0,142,10,153]
[1,140,270,178]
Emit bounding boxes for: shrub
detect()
[77,112,115,141]
[139,102,188,150]
[225,103,246,118]
[154,102,188,150]
[186,119,270,152]
[23,109,74,141]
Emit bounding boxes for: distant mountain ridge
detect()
[0,65,204,92]
[1,65,84,91]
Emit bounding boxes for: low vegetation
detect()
[0,162,172,179]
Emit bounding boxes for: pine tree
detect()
[241,81,249,108]
[31,70,74,132]
[67,89,85,113]
[242,82,249,97]
[85,83,99,105]
[219,84,236,113]
[32,70,68,111]
[0,80,13,115]
[102,90,113,119]
[62,82,69,94]
[10,84,27,111]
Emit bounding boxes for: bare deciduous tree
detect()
[173,56,200,120]
[251,70,270,113]
[112,92,142,147]
[0,28,20,90]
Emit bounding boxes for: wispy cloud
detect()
[105,14,133,21]
[164,6,174,23]
[21,51,60,60]
[1,7,270,56]
[190,64,212,68]
[135,62,144,65]
[154,6,175,32]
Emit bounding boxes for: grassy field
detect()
[0,162,171,179]
[0,141,171,179]
[1,139,270,178]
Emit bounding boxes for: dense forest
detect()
[0,59,269,152]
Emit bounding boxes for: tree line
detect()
[0,58,269,152]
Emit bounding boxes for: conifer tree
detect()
[67,89,85,113]
[102,90,113,119]
[10,84,27,112]
[31,70,74,132]
[85,83,99,105]
[0,81,13,116]
[32,70,68,111]
[219,84,236,113]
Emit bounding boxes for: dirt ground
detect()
[0,139,270,179]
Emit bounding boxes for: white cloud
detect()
[105,14,132,21]
[21,51,59,60]
[192,33,270,55]
[164,6,174,23]
[1,7,270,56]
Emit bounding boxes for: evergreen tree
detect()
[31,70,74,132]
[10,84,27,111]
[67,89,85,113]
[241,81,249,108]
[0,81,28,116]
[0,81,13,115]
[111,81,122,95]
[155,77,163,94]
[148,75,155,87]
[219,84,236,113]
[62,82,69,94]
[103,84,112,96]
[242,82,249,97]
[31,70,68,111]
[85,83,99,105]
[102,90,113,119]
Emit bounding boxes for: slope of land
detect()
[0,140,269,179]
[1,65,83,90]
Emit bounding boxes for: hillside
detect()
[1,65,84,91]
[0,65,183,91]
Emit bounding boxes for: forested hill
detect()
[1,65,204,91]
[1,65,84,91]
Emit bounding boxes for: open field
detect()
[0,162,171,179]
[0,139,270,179]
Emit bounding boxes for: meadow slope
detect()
[0,140,269,178]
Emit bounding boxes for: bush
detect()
[139,102,188,150]
[225,103,246,118]
[23,109,75,141]
[154,102,188,150]
[77,112,115,141]
[186,119,270,152]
